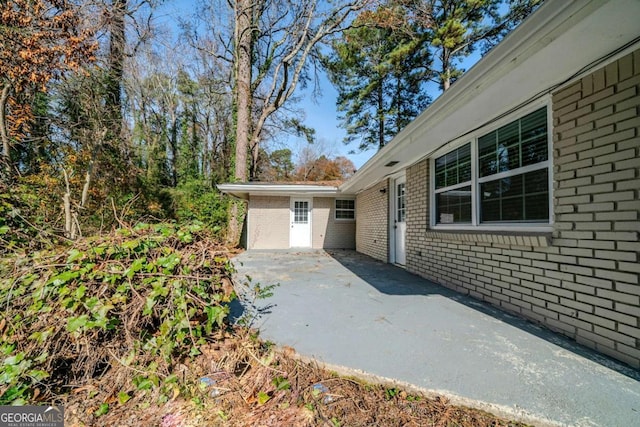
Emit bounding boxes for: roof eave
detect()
[217,183,351,199]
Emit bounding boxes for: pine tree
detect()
[324,6,430,151]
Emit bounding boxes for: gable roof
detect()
[340,0,640,194]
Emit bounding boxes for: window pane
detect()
[336,199,354,210]
[506,143,520,171]
[498,121,519,147]
[336,210,354,219]
[434,143,471,189]
[523,135,547,166]
[478,107,547,178]
[480,169,548,223]
[436,186,472,224]
[521,107,547,142]
[335,199,355,220]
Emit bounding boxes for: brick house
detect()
[219,0,640,368]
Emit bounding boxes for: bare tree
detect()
[230,0,370,181]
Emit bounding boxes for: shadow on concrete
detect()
[325,249,640,381]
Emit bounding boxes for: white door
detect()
[290,198,312,247]
[393,177,406,265]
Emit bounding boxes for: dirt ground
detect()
[64,328,530,427]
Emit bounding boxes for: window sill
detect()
[426,227,552,247]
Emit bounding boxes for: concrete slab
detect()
[231,249,640,427]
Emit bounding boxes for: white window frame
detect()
[433,142,473,225]
[335,198,356,221]
[430,98,554,233]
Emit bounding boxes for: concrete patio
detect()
[231,249,640,426]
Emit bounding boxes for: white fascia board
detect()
[341,0,638,195]
[217,183,347,199]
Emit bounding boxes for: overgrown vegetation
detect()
[0,221,236,406]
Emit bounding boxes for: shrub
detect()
[164,179,229,234]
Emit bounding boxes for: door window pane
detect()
[396,183,406,223]
[294,201,308,223]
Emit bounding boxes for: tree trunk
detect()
[442,69,451,91]
[441,47,451,91]
[169,111,178,186]
[234,0,253,182]
[107,0,126,140]
[81,160,93,208]
[63,169,75,239]
[227,0,254,246]
[249,136,261,181]
[0,83,11,171]
[377,83,385,150]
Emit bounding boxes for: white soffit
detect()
[217,184,342,199]
[341,0,640,195]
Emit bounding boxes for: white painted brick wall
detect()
[248,196,290,249]
[356,180,389,262]
[312,197,356,249]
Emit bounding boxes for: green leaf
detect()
[34,352,48,363]
[74,285,87,300]
[133,376,153,391]
[187,223,202,233]
[28,369,50,381]
[121,239,141,251]
[143,297,156,316]
[118,391,131,405]
[272,376,290,391]
[3,352,25,366]
[94,403,109,417]
[0,225,9,235]
[257,391,271,405]
[133,223,150,231]
[21,274,37,287]
[67,315,89,332]
[177,230,193,243]
[0,344,16,356]
[204,306,221,334]
[0,385,28,405]
[85,296,99,309]
[157,253,181,271]
[125,257,146,279]
[66,249,84,263]
[28,328,53,343]
[49,270,79,286]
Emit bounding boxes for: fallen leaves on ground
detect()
[64,327,531,427]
